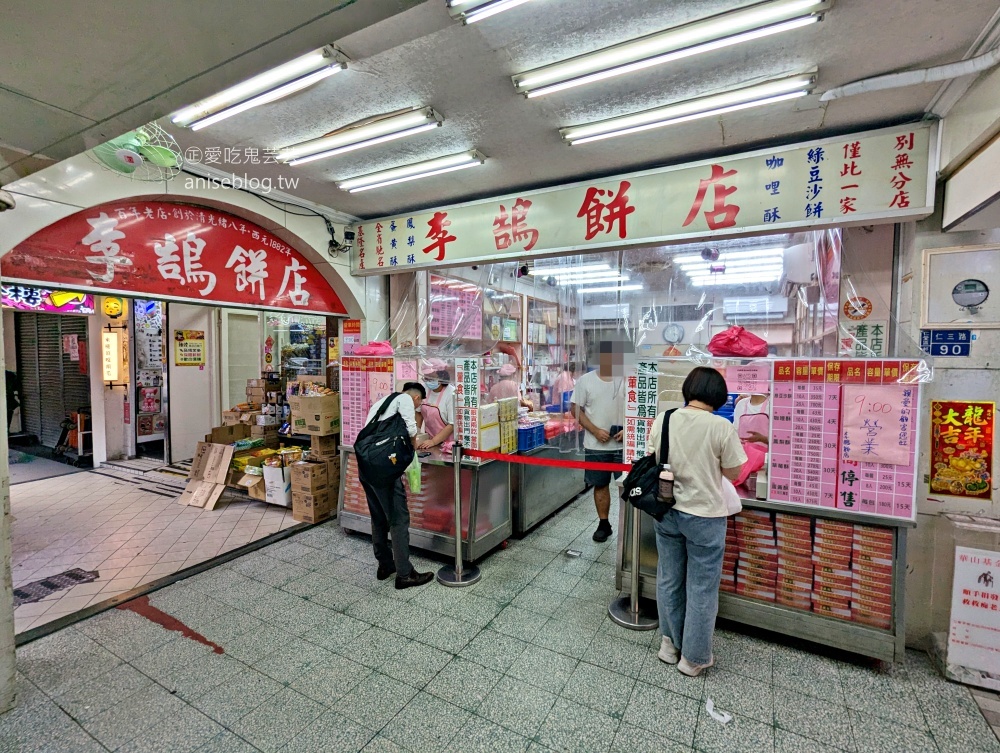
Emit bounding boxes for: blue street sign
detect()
[920,329,973,357]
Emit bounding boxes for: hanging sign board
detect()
[174,330,206,366]
[0,285,94,314]
[3,200,346,315]
[352,124,935,274]
[102,332,120,381]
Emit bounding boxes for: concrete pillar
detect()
[0,306,16,712]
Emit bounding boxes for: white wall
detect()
[221,310,262,410]
[167,304,218,462]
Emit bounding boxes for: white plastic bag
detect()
[722,477,742,516]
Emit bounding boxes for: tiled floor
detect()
[973,688,1000,742]
[11,467,300,633]
[6,493,1000,753]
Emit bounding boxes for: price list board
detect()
[766,359,920,522]
[429,276,483,340]
[340,356,395,447]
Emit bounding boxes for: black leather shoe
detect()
[377,564,397,581]
[395,570,434,590]
[592,522,612,543]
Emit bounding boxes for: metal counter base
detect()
[614,498,910,663]
[511,443,587,536]
[338,447,512,563]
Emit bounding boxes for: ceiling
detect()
[4,0,1000,223]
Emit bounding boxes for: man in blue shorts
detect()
[571,340,627,543]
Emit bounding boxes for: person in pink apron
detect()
[732,393,769,486]
[417,363,456,451]
[488,363,533,407]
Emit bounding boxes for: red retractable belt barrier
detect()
[462,448,630,472]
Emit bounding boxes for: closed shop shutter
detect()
[16,314,41,440]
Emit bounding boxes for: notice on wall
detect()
[726,362,771,394]
[62,334,80,362]
[842,320,888,357]
[455,358,482,447]
[949,546,1000,675]
[841,384,912,466]
[342,319,362,355]
[930,400,994,500]
[624,361,659,464]
[174,330,206,367]
[395,360,418,381]
[340,356,394,447]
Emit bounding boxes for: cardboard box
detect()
[180,442,236,510]
[236,471,267,501]
[222,410,243,426]
[256,414,279,427]
[204,424,251,445]
[292,488,334,523]
[247,387,266,402]
[263,465,292,507]
[291,460,329,494]
[248,377,280,389]
[289,393,341,436]
[480,402,500,426]
[310,434,339,458]
[480,423,501,452]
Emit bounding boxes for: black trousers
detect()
[359,475,413,578]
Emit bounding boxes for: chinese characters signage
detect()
[930,400,993,500]
[455,358,482,449]
[949,546,1000,675]
[340,356,395,447]
[624,361,659,463]
[173,330,206,367]
[101,332,121,382]
[3,201,346,315]
[840,384,911,466]
[0,285,94,315]
[352,124,935,274]
[842,321,887,357]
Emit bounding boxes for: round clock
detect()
[952,279,989,311]
[663,323,685,344]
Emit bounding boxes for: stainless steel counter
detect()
[510,443,587,535]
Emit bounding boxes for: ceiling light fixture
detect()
[278,108,443,165]
[513,0,829,97]
[690,272,783,286]
[679,259,785,272]
[337,150,487,193]
[542,268,624,280]
[672,247,785,264]
[528,262,610,275]
[558,274,631,285]
[448,0,537,24]
[172,46,348,130]
[561,74,814,145]
[577,284,645,294]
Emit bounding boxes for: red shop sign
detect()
[2,200,346,315]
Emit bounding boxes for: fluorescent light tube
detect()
[449,0,536,23]
[679,259,785,272]
[529,263,610,275]
[672,247,785,263]
[690,273,782,286]
[559,274,630,285]
[338,150,486,193]
[577,284,644,294]
[561,75,813,145]
[513,0,828,97]
[279,108,443,165]
[546,269,625,281]
[172,46,348,129]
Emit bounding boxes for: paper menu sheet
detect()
[340,356,394,447]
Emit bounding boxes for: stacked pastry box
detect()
[250,376,284,445]
[341,453,367,516]
[498,398,519,454]
[851,524,894,629]
[811,519,855,621]
[720,518,739,593]
[775,513,814,610]
[734,510,778,601]
[456,402,501,456]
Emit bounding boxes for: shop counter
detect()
[338,446,511,562]
[614,495,913,663]
[510,441,587,536]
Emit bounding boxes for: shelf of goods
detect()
[615,500,909,662]
[338,446,512,562]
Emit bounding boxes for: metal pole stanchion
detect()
[437,443,481,587]
[608,502,657,630]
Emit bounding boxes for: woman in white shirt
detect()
[646,367,747,677]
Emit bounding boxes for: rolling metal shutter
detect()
[16,313,91,448]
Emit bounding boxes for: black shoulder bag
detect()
[354,393,415,483]
[621,408,678,521]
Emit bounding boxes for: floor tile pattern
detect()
[11,468,300,633]
[6,493,1000,752]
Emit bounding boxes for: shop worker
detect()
[417,359,456,450]
[571,340,627,543]
[551,362,577,403]
[489,363,533,407]
[360,382,434,589]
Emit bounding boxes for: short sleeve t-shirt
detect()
[647,408,747,518]
[419,384,456,425]
[571,371,625,451]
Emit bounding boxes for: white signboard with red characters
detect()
[949,546,1000,675]
[351,124,935,274]
[3,201,346,315]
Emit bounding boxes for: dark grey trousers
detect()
[359,476,413,578]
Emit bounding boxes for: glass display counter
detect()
[338,446,512,562]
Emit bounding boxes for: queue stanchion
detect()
[608,500,657,630]
[437,443,481,587]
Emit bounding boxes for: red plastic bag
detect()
[706,326,768,357]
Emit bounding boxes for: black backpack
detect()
[355,393,415,484]
[622,409,677,521]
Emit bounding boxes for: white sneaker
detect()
[657,636,679,665]
[677,655,714,677]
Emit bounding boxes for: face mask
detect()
[425,380,440,392]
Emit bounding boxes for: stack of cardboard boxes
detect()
[291,435,341,523]
[217,376,283,448]
[456,402,501,452]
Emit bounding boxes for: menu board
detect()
[624,361,659,463]
[340,356,394,446]
[429,276,482,340]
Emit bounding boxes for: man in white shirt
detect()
[572,341,627,543]
[360,382,434,590]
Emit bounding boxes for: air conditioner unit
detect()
[582,303,630,321]
[783,243,817,284]
[723,296,788,321]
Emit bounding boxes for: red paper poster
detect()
[930,400,994,500]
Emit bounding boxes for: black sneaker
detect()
[395,570,434,590]
[592,521,613,542]
[377,564,396,581]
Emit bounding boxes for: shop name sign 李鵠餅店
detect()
[351,124,935,274]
